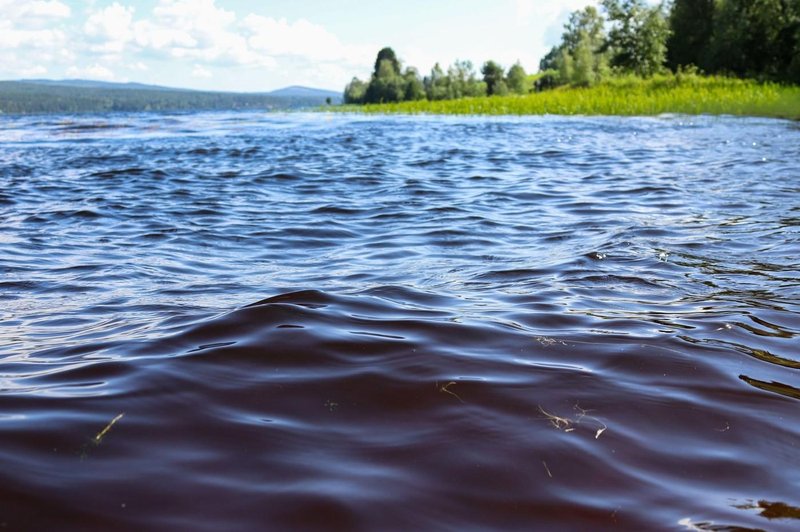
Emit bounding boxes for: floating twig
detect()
[439,381,465,403]
[538,403,607,439]
[542,460,553,478]
[94,412,125,445]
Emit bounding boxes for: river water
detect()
[1,112,799,530]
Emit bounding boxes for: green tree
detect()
[403,67,426,101]
[506,62,528,93]
[602,0,671,77]
[447,60,484,98]
[563,6,607,53]
[373,47,401,77]
[343,77,367,104]
[481,60,506,95]
[424,63,450,100]
[365,59,405,103]
[707,0,800,81]
[666,0,715,71]
[553,6,610,86]
[539,46,560,72]
[557,48,575,85]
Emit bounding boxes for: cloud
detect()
[17,1,71,19]
[242,15,373,65]
[191,64,212,78]
[0,25,66,49]
[129,0,270,67]
[84,2,135,53]
[20,65,48,77]
[66,63,115,80]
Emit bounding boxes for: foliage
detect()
[448,60,486,98]
[344,77,368,104]
[706,0,800,83]
[403,68,426,101]
[424,63,450,100]
[373,47,401,78]
[336,73,800,120]
[601,0,670,77]
[665,0,800,84]
[506,63,528,94]
[549,6,612,86]
[365,58,406,103]
[351,49,490,104]
[343,0,800,110]
[666,0,715,71]
[481,60,507,96]
[0,82,328,114]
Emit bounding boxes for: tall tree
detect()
[365,58,405,103]
[373,47,401,77]
[554,6,610,86]
[343,77,367,104]
[448,60,484,98]
[666,0,715,71]
[403,67,426,101]
[424,63,450,100]
[481,60,507,95]
[602,0,670,76]
[707,0,800,81]
[506,62,528,93]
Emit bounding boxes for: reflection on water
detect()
[1,112,799,530]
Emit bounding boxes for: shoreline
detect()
[332,75,800,121]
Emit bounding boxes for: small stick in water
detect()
[439,381,465,403]
[542,460,553,478]
[94,412,125,445]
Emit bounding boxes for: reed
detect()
[334,74,800,120]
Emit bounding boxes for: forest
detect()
[0,82,334,115]
[344,0,800,104]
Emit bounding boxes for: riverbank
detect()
[335,74,800,119]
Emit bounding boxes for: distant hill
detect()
[267,85,341,100]
[19,79,187,92]
[0,79,341,115]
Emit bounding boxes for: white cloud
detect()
[18,0,71,19]
[20,65,48,77]
[131,0,270,67]
[0,25,66,49]
[66,63,115,80]
[85,2,135,53]
[191,64,212,78]
[243,15,372,65]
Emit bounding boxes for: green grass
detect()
[335,74,800,119]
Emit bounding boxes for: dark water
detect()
[1,112,799,530]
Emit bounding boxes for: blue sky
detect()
[1,0,603,92]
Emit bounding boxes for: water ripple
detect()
[1,112,799,530]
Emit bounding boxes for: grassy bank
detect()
[336,74,800,119]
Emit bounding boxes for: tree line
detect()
[344,48,529,104]
[543,0,800,87]
[0,82,331,114]
[345,0,800,104]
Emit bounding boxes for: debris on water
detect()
[539,404,607,439]
[438,381,465,403]
[94,412,125,446]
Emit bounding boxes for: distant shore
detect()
[333,74,800,120]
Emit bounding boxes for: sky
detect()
[0,0,603,92]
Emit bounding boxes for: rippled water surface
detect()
[1,112,799,530]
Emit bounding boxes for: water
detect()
[1,112,799,530]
